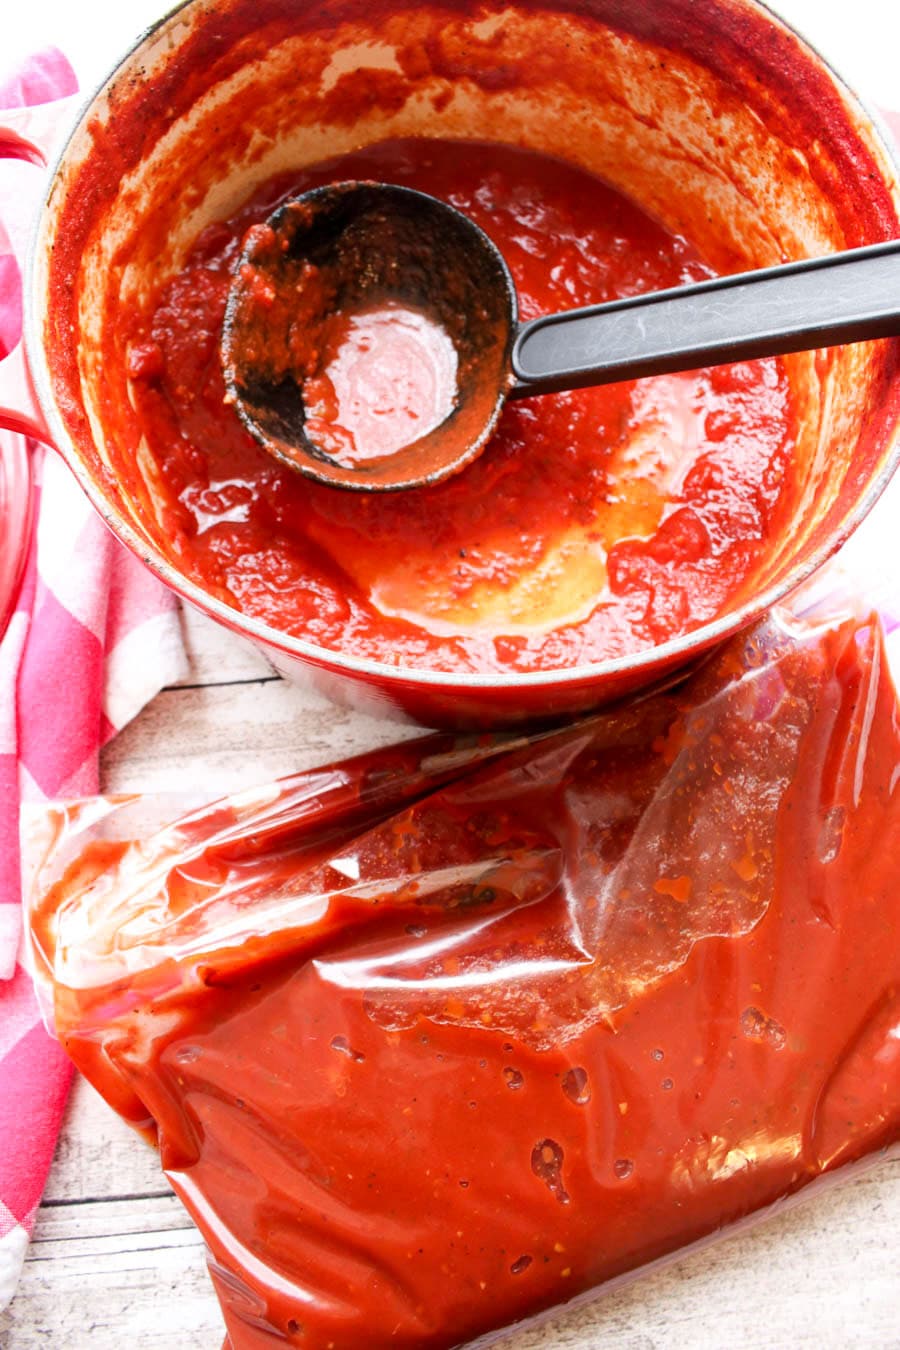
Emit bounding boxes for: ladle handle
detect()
[510,239,900,397]
[0,98,79,447]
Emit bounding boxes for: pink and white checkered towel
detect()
[0,49,188,1310]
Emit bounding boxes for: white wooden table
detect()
[2,1,899,1344]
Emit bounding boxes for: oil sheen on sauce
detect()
[125,139,796,674]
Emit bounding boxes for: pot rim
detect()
[21,0,900,692]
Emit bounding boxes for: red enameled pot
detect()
[1,0,899,727]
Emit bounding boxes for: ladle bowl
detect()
[222,182,517,490]
[223,182,900,492]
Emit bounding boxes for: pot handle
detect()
[0,97,78,447]
[0,101,63,166]
[0,341,49,442]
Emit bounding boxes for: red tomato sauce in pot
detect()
[125,139,796,673]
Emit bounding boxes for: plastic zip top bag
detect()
[25,604,900,1350]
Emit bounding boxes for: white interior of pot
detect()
[35,0,900,644]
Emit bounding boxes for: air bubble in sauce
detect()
[531,1138,570,1205]
[331,1035,366,1062]
[818,806,846,864]
[740,1006,786,1050]
[562,1067,591,1105]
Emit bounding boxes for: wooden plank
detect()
[29,1195,195,1249]
[42,1076,164,1205]
[100,675,422,795]
[173,605,276,689]
[2,1200,219,1349]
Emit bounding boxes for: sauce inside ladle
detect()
[221,181,900,493]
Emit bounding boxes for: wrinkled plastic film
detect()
[24,605,900,1350]
[23,732,525,1047]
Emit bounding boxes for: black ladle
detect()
[221,181,900,492]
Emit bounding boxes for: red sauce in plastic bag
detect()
[35,611,900,1348]
[124,140,796,673]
